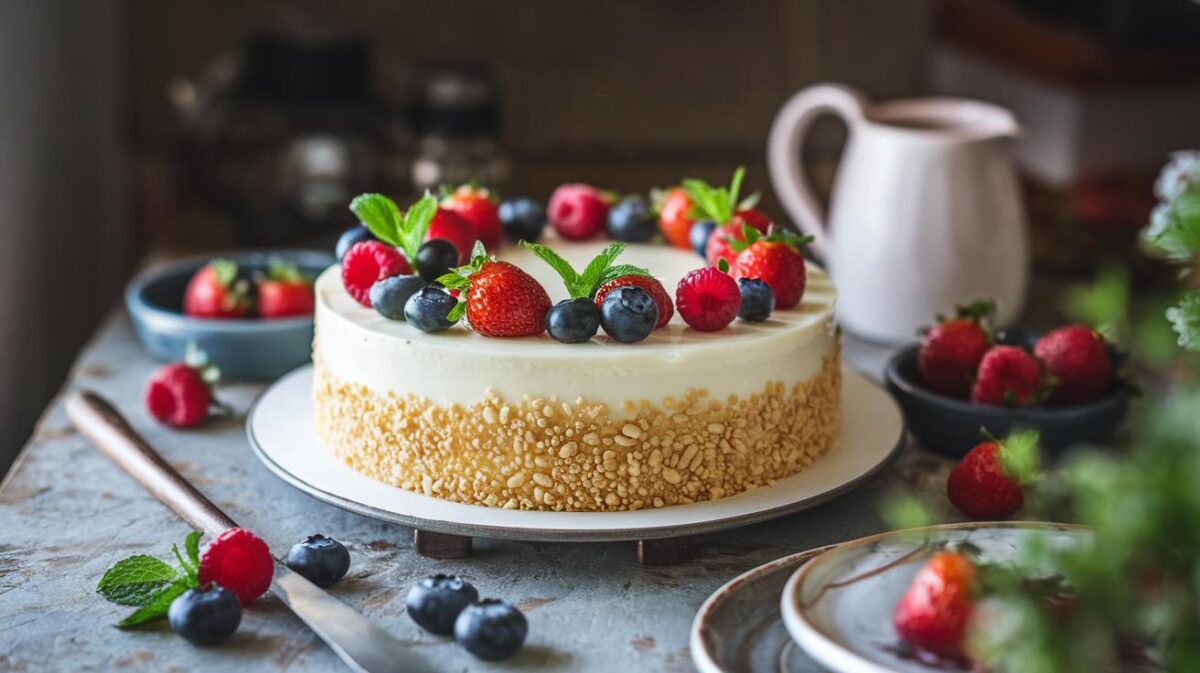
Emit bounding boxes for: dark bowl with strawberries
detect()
[884,327,1131,456]
[126,249,335,381]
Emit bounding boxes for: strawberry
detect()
[729,226,813,309]
[657,187,696,249]
[893,551,976,660]
[548,183,609,240]
[917,301,995,398]
[184,260,254,319]
[441,184,502,249]
[438,243,552,337]
[1034,324,1112,404]
[946,429,1039,518]
[730,207,772,232]
[705,219,769,268]
[144,346,223,428]
[970,345,1043,406]
[427,208,477,264]
[596,275,673,329]
[256,261,314,319]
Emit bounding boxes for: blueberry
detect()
[404,286,459,332]
[406,574,479,635]
[545,298,601,344]
[370,275,426,320]
[168,585,242,646]
[599,286,658,343]
[285,534,351,587]
[607,196,655,243]
[498,197,546,243]
[336,225,376,260]
[454,599,528,661]
[689,219,717,257]
[415,239,459,282]
[737,278,775,322]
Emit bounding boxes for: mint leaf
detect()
[578,243,627,295]
[97,556,179,607]
[349,193,402,247]
[683,167,747,224]
[173,544,198,584]
[118,576,194,628]
[397,193,439,261]
[185,531,201,569]
[522,241,579,293]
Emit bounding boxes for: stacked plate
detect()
[690,522,1088,673]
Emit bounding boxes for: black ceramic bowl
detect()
[125,249,335,381]
[884,343,1129,457]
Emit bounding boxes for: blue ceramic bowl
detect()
[125,249,335,381]
[884,343,1129,457]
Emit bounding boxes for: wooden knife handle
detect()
[65,389,237,536]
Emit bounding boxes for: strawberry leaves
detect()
[684,167,745,225]
[97,530,204,627]
[349,192,438,263]
[727,223,814,254]
[522,241,650,299]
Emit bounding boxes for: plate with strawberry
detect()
[780,522,1091,673]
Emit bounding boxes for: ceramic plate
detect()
[780,522,1089,673]
[691,546,835,673]
[246,366,904,542]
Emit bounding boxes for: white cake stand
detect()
[247,366,904,564]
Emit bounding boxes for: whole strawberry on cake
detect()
[313,172,839,512]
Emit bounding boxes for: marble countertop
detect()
[0,313,950,672]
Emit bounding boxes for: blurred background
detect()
[2,0,1198,475]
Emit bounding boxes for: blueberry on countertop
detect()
[415,239,460,282]
[599,286,658,343]
[454,599,528,661]
[336,225,376,261]
[546,298,601,343]
[285,534,351,587]
[405,287,459,333]
[737,278,775,322]
[607,196,655,243]
[370,275,426,320]
[168,585,242,646]
[498,197,546,243]
[406,574,480,635]
[689,219,717,257]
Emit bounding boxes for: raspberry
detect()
[145,364,211,428]
[198,528,273,606]
[675,267,741,332]
[547,184,609,240]
[594,275,674,329]
[341,241,410,307]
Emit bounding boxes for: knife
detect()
[66,389,433,673]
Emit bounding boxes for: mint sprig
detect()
[349,192,439,263]
[728,223,814,254]
[97,531,204,627]
[522,241,650,299]
[683,166,760,224]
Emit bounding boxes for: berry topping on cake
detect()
[438,243,552,337]
[144,346,223,428]
[407,574,480,635]
[946,429,1039,519]
[441,184,502,249]
[656,187,696,249]
[256,261,314,319]
[197,528,273,606]
[414,239,460,282]
[893,551,976,660]
[917,301,996,398]
[545,298,602,343]
[454,599,528,661]
[730,226,813,309]
[285,534,351,588]
[706,219,771,268]
[683,166,767,264]
[689,219,717,257]
[676,266,741,332]
[595,275,673,329]
[970,345,1043,406]
[427,208,478,264]
[548,183,609,240]
[607,195,656,242]
[1034,324,1113,404]
[737,278,775,322]
[404,286,460,332]
[341,240,410,307]
[731,207,772,234]
[498,196,546,243]
[184,259,255,319]
[335,224,375,261]
[599,286,659,343]
[168,585,242,646]
[370,274,426,320]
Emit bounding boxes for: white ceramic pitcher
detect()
[768,83,1028,343]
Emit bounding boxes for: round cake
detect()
[312,240,840,512]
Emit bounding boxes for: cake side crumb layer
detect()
[312,346,841,512]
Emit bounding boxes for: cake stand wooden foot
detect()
[637,536,695,565]
[413,530,473,559]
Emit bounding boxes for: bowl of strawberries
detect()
[126,249,334,380]
[884,301,1130,456]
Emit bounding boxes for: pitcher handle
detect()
[767,83,866,259]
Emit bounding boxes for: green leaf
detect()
[349,193,402,247]
[1063,265,1129,343]
[470,240,487,262]
[997,428,1042,486]
[397,193,439,261]
[1144,192,1200,260]
[185,531,201,568]
[435,272,470,291]
[97,555,179,607]
[727,167,745,213]
[172,544,197,583]
[578,243,627,295]
[117,576,195,628]
[208,259,238,288]
[597,264,651,287]
[446,301,466,323]
[266,260,307,284]
[1166,290,1200,351]
[717,258,730,273]
[522,241,579,292]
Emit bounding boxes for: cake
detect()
[312,238,841,512]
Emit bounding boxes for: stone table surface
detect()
[0,313,951,673]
